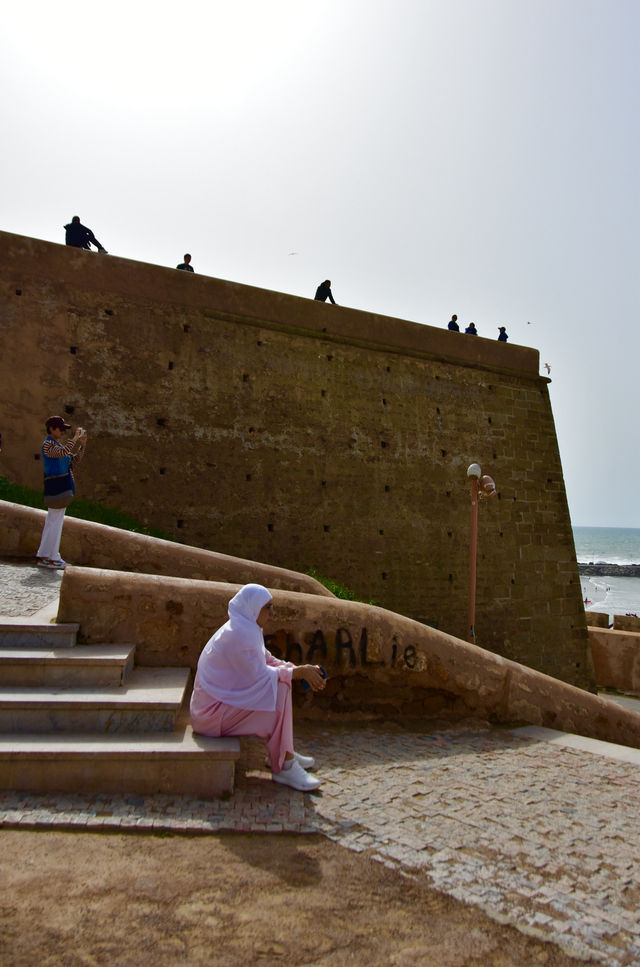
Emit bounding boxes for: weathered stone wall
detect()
[589,626,640,696]
[0,231,591,687]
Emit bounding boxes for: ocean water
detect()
[572,526,640,618]
[572,526,640,565]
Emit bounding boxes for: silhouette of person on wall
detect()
[447,314,460,331]
[314,280,337,304]
[465,323,478,335]
[177,254,194,272]
[64,216,107,253]
[498,327,508,342]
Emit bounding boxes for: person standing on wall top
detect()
[64,216,107,253]
[465,322,478,335]
[447,314,460,331]
[177,254,194,272]
[498,327,508,342]
[314,280,337,304]
[36,416,87,570]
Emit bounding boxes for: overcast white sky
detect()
[2,0,638,528]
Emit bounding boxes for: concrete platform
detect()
[0,667,190,733]
[0,728,240,798]
[0,644,135,687]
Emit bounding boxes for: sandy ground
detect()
[0,830,592,967]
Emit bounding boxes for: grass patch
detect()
[0,476,173,540]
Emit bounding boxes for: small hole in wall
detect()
[267,523,274,532]
[324,525,330,532]
[34,453,40,461]
[435,375,440,380]
[15,289,22,296]
[176,520,184,528]
[321,480,326,487]
[321,389,326,397]
[382,398,387,406]
[168,361,174,370]
[446,491,451,497]
[70,346,77,354]
[511,577,515,584]
[242,374,249,382]
[488,417,492,424]
[183,324,191,333]
[436,407,440,414]
[381,572,388,580]
[104,309,113,316]
[379,529,384,535]
[441,449,447,458]
[249,427,255,433]
[448,574,453,582]
[246,473,252,481]
[493,453,497,459]
[385,485,390,492]
[159,468,166,475]
[257,340,263,346]
[326,354,333,361]
[447,531,452,537]
[381,441,387,448]
[386,366,391,372]
[65,405,75,414]
[157,418,167,427]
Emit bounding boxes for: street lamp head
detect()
[479,474,497,498]
[467,463,482,479]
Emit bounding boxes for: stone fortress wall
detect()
[0,231,591,688]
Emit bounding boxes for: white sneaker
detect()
[294,751,315,770]
[273,760,321,792]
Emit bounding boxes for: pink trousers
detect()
[190,678,294,773]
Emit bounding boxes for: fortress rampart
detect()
[0,231,591,687]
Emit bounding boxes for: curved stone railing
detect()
[0,500,333,597]
[58,565,640,750]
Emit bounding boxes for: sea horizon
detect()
[572,525,640,565]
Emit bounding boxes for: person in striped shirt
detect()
[36,416,87,569]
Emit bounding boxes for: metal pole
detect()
[468,476,479,643]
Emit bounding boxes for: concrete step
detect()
[0,667,190,733]
[0,728,240,798]
[0,620,79,649]
[0,645,136,687]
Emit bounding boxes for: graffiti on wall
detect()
[264,626,417,670]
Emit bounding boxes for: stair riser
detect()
[0,709,177,733]
[0,756,235,798]
[0,666,129,688]
[0,631,77,648]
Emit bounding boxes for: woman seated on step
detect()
[190,583,327,792]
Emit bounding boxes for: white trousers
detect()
[37,508,67,560]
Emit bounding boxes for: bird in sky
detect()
[544,363,551,374]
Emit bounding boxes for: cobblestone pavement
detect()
[2,558,640,965]
[0,557,63,617]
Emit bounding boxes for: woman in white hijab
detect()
[191,584,327,792]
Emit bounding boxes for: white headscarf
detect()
[195,584,278,711]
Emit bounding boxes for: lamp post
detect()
[467,463,496,644]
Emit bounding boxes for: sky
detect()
[2,0,638,528]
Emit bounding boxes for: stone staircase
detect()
[0,617,240,798]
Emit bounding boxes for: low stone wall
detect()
[613,614,640,633]
[589,626,640,696]
[586,612,609,628]
[58,565,640,749]
[0,500,332,597]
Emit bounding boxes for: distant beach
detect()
[573,526,640,618]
